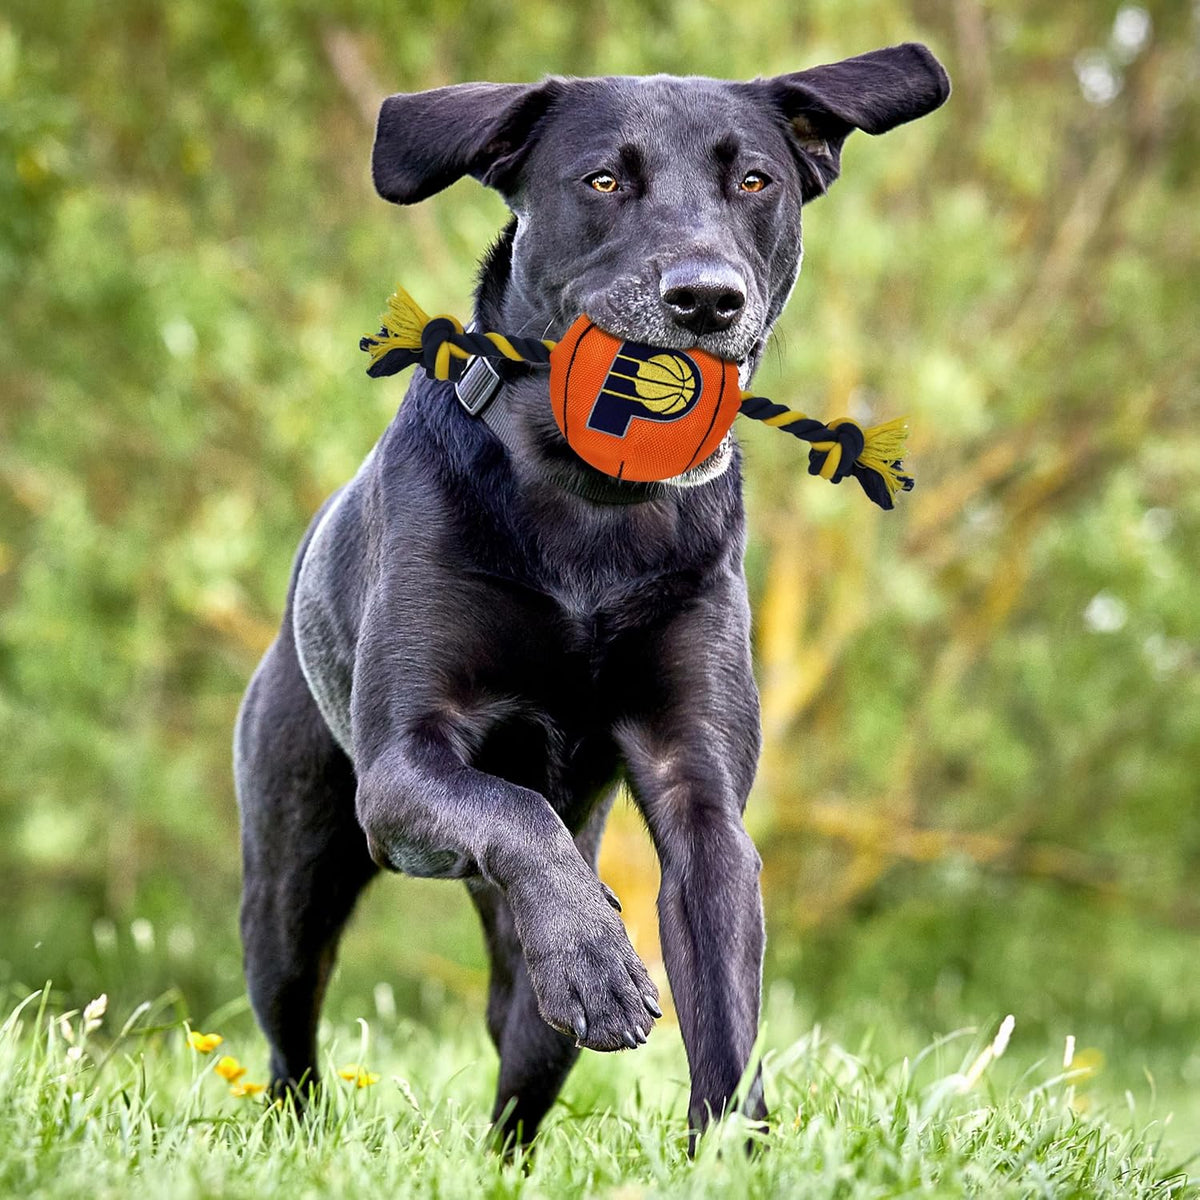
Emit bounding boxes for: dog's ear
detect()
[372,80,565,205]
[761,43,950,202]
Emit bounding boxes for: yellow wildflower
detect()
[213,1056,247,1083]
[230,1081,266,1098]
[338,1064,381,1088]
[187,1031,223,1054]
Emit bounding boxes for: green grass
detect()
[1,989,1194,1200]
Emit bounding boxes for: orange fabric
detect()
[548,316,742,482]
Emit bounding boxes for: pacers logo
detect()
[549,315,742,482]
[586,342,703,438]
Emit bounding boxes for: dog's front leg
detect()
[631,769,766,1139]
[355,726,659,1052]
[618,582,767,1141]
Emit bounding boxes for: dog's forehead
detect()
[541,75,783,160]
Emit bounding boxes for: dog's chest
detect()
[293,433,722,821]
[463,693,617,825]
[434,581,671,821]
[295,502,663,820]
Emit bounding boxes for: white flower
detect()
[83,994,108,1033]
[991,1014,1015,1059]
[959,1015,1017,1092]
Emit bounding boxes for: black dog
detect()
[235,44,949,1145]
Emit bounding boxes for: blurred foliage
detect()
[2,0,1199,1124]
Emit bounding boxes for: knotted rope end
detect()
[360,286,442,375]
[857,416,915,508]
[739,397,916,510]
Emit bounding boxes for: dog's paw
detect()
[520,894,659,1052]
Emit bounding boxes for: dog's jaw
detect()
[665,432,736,489]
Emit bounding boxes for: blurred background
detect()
[2,0,1197,1143]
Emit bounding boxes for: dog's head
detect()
[372,47,948,489]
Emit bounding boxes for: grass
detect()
[1,987,1195,1200]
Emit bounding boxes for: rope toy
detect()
[361,287,914,508]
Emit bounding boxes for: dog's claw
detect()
[622,1029,638,1049]
[644,995,662,1018]
[573,1015,587,1044]
[635,1026,648,1045]
[600,883,622,912]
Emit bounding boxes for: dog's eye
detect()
[586,172,619,194]
[739,172,769,193]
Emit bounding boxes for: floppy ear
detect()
[372,79,565,205]
[763,43,950,202]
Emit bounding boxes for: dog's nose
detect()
[660,260,747,336]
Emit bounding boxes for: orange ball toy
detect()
[548,316,743,482]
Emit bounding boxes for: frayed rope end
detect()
[359,286,442,370]
[857,416,915,505]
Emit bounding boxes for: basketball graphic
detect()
[634,353,698,413]
[549,316,743,482]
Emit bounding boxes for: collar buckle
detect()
[454,325,503,417]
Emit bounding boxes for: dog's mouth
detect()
[579,312,766,375]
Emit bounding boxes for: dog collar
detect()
[454,351,665,505]
[361,286,914,509]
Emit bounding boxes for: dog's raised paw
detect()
[521,899,659,1053]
